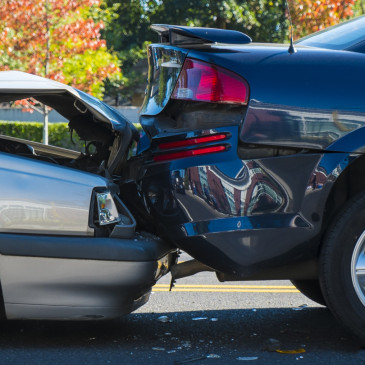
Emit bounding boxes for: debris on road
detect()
[181,340,192,348]
[157,315,170,323]
[152,347,166,351]
[206,354,221,358]
[276,349,306,354]
[263,338,281,352]
[292,304,308,311]
[236,357,258,361]
[192,317,208,321]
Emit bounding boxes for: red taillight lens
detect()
[158,133,228,150]
[153,145,227,162]
[171,58,249,105]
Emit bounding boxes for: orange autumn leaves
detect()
[0,0,120,99]
[290,0,357,38]
[0,0,359,98]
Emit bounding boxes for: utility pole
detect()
[43,0,50,145]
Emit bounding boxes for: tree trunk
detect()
[43,0,50,145]
[43,104,49,145]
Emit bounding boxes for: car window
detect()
[296,15,365,51]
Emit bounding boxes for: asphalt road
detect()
[0,255,364,365]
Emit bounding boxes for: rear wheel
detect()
[291,279,326,306]
[320,191,365,345]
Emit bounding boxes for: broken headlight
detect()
[95,191,120,226]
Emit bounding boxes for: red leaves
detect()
[0,0,120,98]
[290,0,356,38]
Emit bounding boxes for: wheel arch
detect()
[320,153,365,251]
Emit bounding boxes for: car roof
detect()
[296,15,365,53]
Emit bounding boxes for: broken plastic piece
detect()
[292,304,308,311]
[192,317,208,321]
[169,277,176,291]
[207,354,221,359]
[236,357,258,361]
[276,349,306,354]
[263,338,281,352]
[157,315,170,323]
[181,341,192,348]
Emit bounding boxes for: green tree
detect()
[104,0,361,103]
[354,0,365,15]
[149,0,287,42]
[0,0,121,99]
[0,0,121,144]
[104,0,287,102]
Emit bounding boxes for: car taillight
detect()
[153,145,227,162]
[171,58,249,105]
[158,133,228,150]
[153,133,230,162]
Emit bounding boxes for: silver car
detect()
[0,71,176,320]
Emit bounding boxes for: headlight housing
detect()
[95,191,120,226]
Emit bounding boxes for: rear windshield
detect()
[296,15,365,51]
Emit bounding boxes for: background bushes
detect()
[0,121,83,150]
[0,121,142,151]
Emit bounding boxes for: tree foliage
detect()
[291,0,357,39]
[104,0,287,101]
[103,0,362,103]
[0,0,121,99]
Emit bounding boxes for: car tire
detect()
[319,191,365,345]
[291,280,326,306]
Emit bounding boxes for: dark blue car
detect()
[121,15,365,344]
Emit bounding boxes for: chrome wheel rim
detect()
[351,230,365,307]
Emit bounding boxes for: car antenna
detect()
[285,0,296,54]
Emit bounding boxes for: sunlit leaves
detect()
[63,48,121,97]
[0,0,121,99]
[104,0,288,100]
[291,0,357,38]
